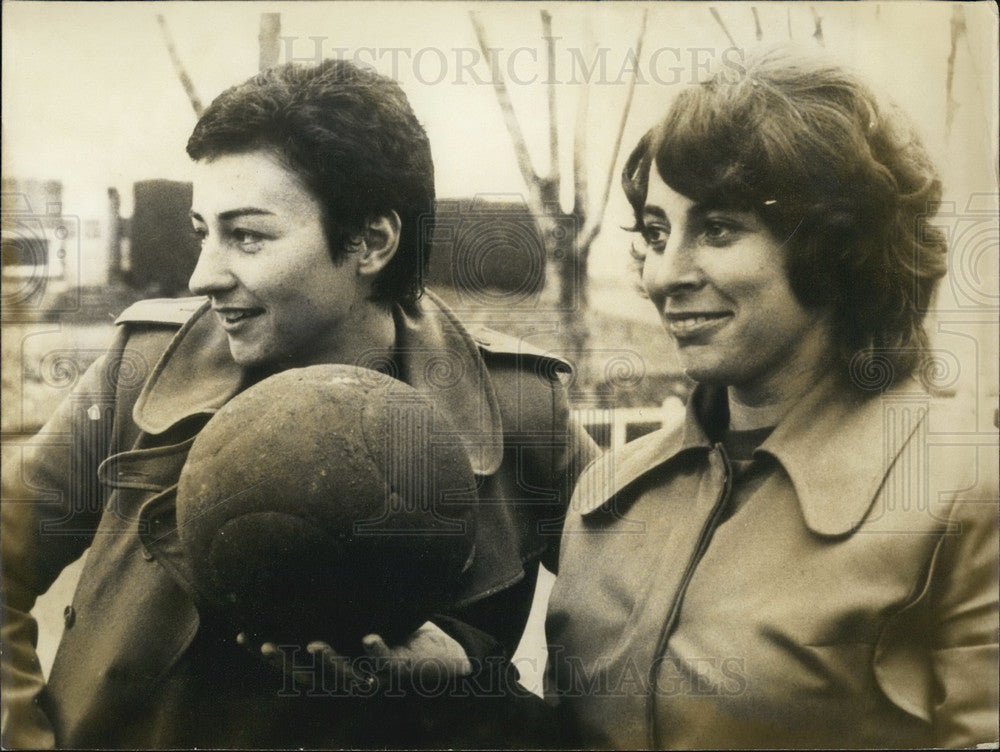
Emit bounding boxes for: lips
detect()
[213,306,265,329]
[663,311,732,338]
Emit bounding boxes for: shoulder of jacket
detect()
[574,420,686,516]
[606,421,679,467]
[115,296,208,326]
[927,392,998,492]
[467,325,572,375]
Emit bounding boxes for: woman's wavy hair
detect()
[187,59,434,309]
[623,46,948,389]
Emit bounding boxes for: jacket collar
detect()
[132,291,504,475]
[582,373,926,537]
[132,299,243,433]
[391,290,504,475]
[756,373,926,537]
[576,394,713,517]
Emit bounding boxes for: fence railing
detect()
[573,402,684,451]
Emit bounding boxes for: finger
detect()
[260,642,325,690]
[308,640,379,692]
[236,631,261,649]
[362,634,406,675]
[257,641,299,682]
[236,631,263,657]
[362,633,417,680]
[361,633,392,659]
[306,640,337,657]
[306,641,351,671]
[259,641,283,666]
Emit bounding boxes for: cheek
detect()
[739,287,815,352]
[262,256,323,302]
[237,256,292,290]
[728,262,788,308]
[640,255,660,298]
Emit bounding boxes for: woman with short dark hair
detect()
[1,58,596,749]
[546,46,998,749]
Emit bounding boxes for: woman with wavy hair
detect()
[546,46,998,749]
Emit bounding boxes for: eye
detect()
[190,224,207,243]
[232,229,266,249]
[703,219,736,244]
[640,223,670,251]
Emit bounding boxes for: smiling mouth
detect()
[663,312,732,337]
[214,308,264,326]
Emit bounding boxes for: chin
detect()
[227,343,270,369]
[680,361,738,387]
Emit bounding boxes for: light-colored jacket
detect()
[2,291,596,749]
[547,375,998,749]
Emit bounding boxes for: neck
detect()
[291,299,397,374]
[726,395,793,431]
[727,334,837,432]
[244,303,396,388]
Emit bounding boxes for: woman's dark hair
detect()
[623,46,948,389]
[187,59,435,308]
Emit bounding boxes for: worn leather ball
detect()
[176,364,477,653]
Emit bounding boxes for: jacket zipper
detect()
[646,442,734,748]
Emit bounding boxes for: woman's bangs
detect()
[653,94,762,211]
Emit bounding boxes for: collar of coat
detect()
[579,373,929,537]
[128,290,505,475]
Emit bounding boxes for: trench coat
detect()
[546,375,999,749]
[1,291,596,749]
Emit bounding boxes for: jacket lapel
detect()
[393,290,504,475]
[579,394,712,517]
[132,300,243,434]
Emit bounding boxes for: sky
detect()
[3,1,997,281]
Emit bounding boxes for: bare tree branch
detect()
[710,7,737,48]
[259,13,281,71]
[572,26,595,221]
[541,10,559,182]
[583,8,648,248]
[810,7,825,47]
[573,47,590,221]
[157,14,204,117]
[751,7,763,41]
[470,11,541,206]
[946,5,967,137]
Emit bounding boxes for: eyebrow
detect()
[189,208,275,222]
[643,202,732,224]
[642,204,704,222]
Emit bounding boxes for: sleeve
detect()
[928,474,1000,748]
[539,378,600,575]
[1,330,129,749]
[428,613,505,665]
[433,371,598,663]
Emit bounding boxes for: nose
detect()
[642,234,704,302]
[188,238,235,296]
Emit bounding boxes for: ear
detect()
[356,210,401,277]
